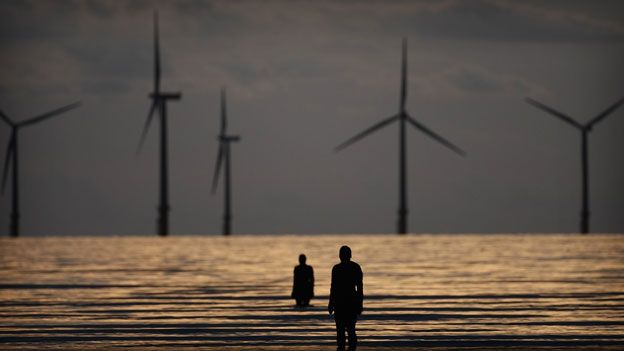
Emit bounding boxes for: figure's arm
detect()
[310,267,315,297]
[328,267,335,314]
[291,267,296,298]
[356,266,363,315]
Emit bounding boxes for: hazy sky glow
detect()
[0,0,623,235]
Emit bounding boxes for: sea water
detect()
[1,234,623,350]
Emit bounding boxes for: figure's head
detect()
[339,245,351,262]
[299,254,306,265]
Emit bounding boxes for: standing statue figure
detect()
[291,254,314,307]
[328,245,363,351]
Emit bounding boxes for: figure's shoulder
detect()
[350,261,362,271]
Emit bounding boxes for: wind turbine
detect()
[211,88,240,236]
[335,39,465,235]
[525,96,624,234]
[1,102,81,237]
[137,11,182,236]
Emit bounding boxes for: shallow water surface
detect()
[1,234,623,350]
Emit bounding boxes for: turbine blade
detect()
[400,38,407,111]
[221,88,227,134]
[335,115,399,152]
[136,100,158,154]
[154,11,161,93]
[2,133,15,194]
[588,96,624,128]
[525,98,582,129]
[17,101,81,128]
[0,109,13,126]
[406,114,466,156]
[211,144,225,194]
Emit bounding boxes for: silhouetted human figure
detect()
[291,254,314,307]
[328,246,363,351]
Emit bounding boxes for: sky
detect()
[0,0,623,236]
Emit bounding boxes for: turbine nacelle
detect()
[149,92,182,100]
[219,135,240,142]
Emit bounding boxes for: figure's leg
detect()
[335,317,346,351]
[346,318,357,351]
[303,298,310,306]
[296,298,302,306]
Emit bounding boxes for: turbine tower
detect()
[211,88,240,236]
[1,102,81,237]
[525,96,624,234]
[137,11,182,236]
[335,39,465,235]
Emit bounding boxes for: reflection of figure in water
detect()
[291,254,314,307]
[328,245,363,351]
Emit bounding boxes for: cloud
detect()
[3,1,624,45]
[3,0,611,109]
[446,66,502,92]
[442,65,545,95]
[385,0,624,43]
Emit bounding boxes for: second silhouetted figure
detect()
[328,245,363,351]
[292,254,314,307]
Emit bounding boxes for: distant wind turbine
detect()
[211,88,240,236]
[335,39,465,235]
[525,96,624,234]
[1,102,81,237]
[137,11,182,236]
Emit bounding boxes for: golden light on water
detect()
[1,234,623,349]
